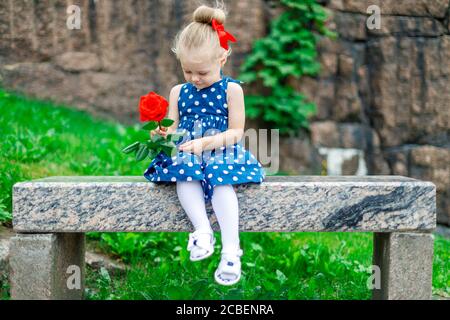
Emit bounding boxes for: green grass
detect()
[85,232,374,300]
[0,88,449,300]
[0,89,150,223]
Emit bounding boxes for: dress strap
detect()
[223,76,244,90]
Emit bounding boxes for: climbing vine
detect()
[239,0,336,136]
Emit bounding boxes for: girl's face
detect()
[180,50,226,90]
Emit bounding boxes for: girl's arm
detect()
[165,84,182,134]
[201,82,245,151]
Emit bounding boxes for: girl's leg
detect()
[211,184,241,253]
[211,184,242,283]
[176,180,213,234]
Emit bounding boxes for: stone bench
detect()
[10,176,436,300]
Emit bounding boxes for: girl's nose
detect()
[192,75,199,82]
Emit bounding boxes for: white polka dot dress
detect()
[144,75,266,203]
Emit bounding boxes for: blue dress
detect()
[143,75,266,203]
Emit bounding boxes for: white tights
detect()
[176,180,240,253]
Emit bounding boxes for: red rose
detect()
[139,92,169,122]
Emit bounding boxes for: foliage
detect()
[239,0,336,136]
[122,119,183,163]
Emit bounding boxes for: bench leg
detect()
[372,232,434,300]
[9,233,85,300]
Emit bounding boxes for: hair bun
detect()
[193,5,226,25]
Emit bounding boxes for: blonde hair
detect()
[172,3,232,62]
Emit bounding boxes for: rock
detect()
[0,239,10,276]
[319,52,338,78]
[435,224,450,239]
[384,146,411,176]
[366,152,391,175]
[0,234,127,297]
[311,121,380,150]
[317,36,344,54]
[367,16,446,37]
[334,80,362,121]
[294,77,335,121]
[338,54,354,78]
[333,11,367,40]
[0,226,16,296]
[53,52,101,72]
[384,145,450,225]
[85,251,127,276]
[318,147,367,175]
[311,121,339,146]
[0,239,10,297]
[278,133,323,174]
[367,36,450,148]
[329,0,450,19]
[341,153,360,174]
[410,145,450,192]
[372,232,434,300]
[437,194,450,225]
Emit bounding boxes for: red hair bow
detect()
[211,18,237,50]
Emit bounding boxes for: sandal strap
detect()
[218,248,243,269]
[217,262,240,275]
[221,248,243,258]
[217,254,242,276]
[187,230,214,252]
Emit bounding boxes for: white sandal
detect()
[214,249,243,286]
[187,230,216,261]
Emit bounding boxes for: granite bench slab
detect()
[12,175,436,233]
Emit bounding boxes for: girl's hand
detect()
[150,127,169,139]
[178,138,205,156]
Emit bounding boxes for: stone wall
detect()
[0,0,449,224]
[299,0,450,224]
[0,0,267,121]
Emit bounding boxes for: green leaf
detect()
[259,69,279,87]
[250,243,263,252]
[262,280,276,291]
[135,144,149,161]
[276,270,287,284]
[278,64,297,76]
[238,72,257,83]
[160,145,177,158]
[147,149,158,161]
[99,267,111,283]
[142,121,158,131]
[121,141,140,154]
[146,140,158,149]
[151,134,165,143]
[160,141,177,157]
[160,119,174,127]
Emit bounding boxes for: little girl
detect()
[143,4,265,286]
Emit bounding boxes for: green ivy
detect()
[239,0,336,136]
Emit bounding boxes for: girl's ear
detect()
[220,50,228,67]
